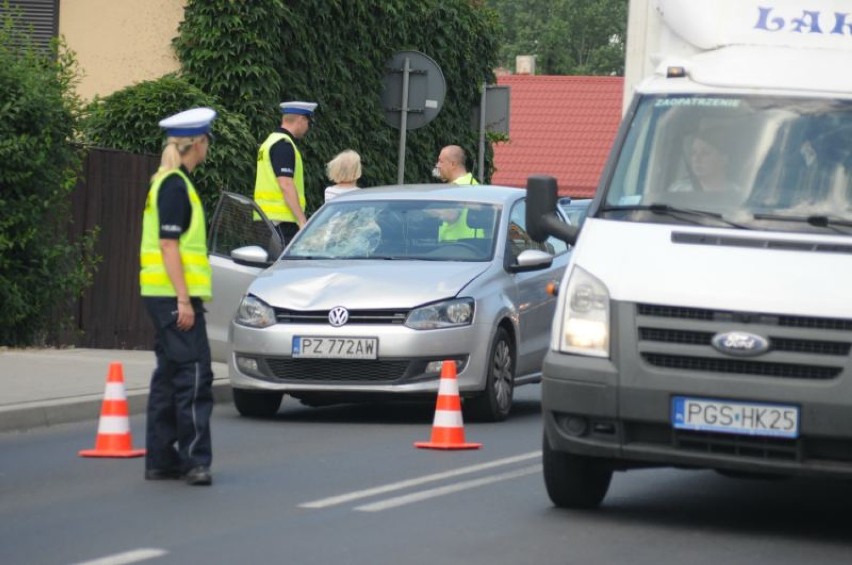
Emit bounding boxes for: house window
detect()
[3,0,59,51]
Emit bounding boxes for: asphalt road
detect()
[2,386,851,565]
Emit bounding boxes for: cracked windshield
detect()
[604,95,852,234]
[287,199,499,261]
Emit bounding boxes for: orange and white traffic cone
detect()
[79,362,145,458]
[415,360,482,450]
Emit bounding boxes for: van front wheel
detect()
[542,432,612,509]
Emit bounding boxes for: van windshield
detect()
[603,95,852,234]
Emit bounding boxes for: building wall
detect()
[59,0,184,101]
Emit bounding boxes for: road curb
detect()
[0,381,232,434]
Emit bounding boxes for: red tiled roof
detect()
[491,75,624,198]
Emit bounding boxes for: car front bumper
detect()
[228,319,494,395]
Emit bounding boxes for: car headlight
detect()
[405,298,474,330]
[558,266,609,357]
[235,295,277,328]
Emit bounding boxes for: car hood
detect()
[248,260,489,309]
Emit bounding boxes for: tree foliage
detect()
[487,0,627,76]
[172,1,286,139]
[0,12,98,345]
[86,0,501,214]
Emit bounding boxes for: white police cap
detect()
[158,107,217,137]
[280,101,318,116]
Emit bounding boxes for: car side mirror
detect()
[509,249,553,273]
[231,245,270,267]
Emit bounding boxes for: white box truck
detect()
[526,0,852,508]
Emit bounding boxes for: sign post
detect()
[477,82,487,184]
[395,56,413,184]
[381,51,446,183]
[471,85,511,183]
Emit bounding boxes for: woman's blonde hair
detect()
[325,149,362,184]
[151,136,202,181]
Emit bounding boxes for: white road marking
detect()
[299,450,541,509]
[355,464,542,512]
[70,548,168,565]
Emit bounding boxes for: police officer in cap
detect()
[140,107,216,486]
[254,100,318,243]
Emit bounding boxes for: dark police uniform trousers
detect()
[143,296,214,472]
[274,220,300,246]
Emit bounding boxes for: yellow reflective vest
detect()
[439,211,477,241]
[139,170,212,301]
[439,173,481,240]
[452,173,479,186]
[254,132,305,222]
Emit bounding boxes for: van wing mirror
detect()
[526,175,578,245]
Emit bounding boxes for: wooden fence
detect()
[59,148,160,349]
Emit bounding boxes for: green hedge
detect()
[81,75,257,216]
[0,17,97,346]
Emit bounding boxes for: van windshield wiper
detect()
[600,204,753,229]
[751,213,852,233]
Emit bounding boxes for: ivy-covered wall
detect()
[83,0,501,215]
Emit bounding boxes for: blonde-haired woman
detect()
[139,107,216,486]
[324,149,362,202]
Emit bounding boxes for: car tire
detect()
[542,432,612,509]
[465,327,515,422]
[232,389,283,418]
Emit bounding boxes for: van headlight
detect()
[235,295,277,328]
[405,298,474,330]
[559,266,609,357]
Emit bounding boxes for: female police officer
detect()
[140,107,216,486]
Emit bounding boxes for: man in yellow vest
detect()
[139,107,216,486]
[433,145,479,185]
[254,100,318,243]
[433,145,480,240]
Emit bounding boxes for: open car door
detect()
[206,192,282,363]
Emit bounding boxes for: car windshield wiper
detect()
[406,256,457,262]
[600,203,753,229]
[751,213,852,233]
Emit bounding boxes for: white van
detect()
[527,0,852,508]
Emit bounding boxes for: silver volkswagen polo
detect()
[206,184,576,421]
